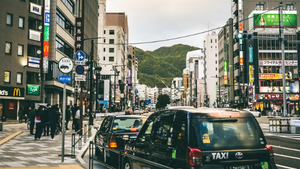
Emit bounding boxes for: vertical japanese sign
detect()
[75,18,84,52]
[238,0,243,67]
[224,61,227,85]
[249,65,254,83]
[43,0,50,73]
[249,46,253,63]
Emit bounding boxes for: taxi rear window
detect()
[112,117,147,133]
[190,117,265,150]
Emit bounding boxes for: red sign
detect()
[264,94,283,100]
[9,102,14,110]
[43,41,49,57]
[248,86,254,96]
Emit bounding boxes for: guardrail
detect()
[70,124,92,158]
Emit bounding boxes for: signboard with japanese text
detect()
[43,0,50,73]
[259,86,290,93]
[259,60,297,66]
[30,3,42,15]
[249,11,297,29]
[75,18,84,52]
[249,65,254,83]
[287,94,299,101]
[29,30,41,41]
[259,94,283,100]
[28,57,40,68]
[259,73,292,80]
[27,85,40,95]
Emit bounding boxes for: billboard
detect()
[259,60,297,66]
[259,73,292,80]
[249,11,297,29]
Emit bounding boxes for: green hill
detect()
[136,44,199,88]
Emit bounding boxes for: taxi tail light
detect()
[110,136,117,148]
[187,147,203,167]
[266,144,275,163]
[131,127,137,132]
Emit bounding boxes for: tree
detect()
[156,94,170,109]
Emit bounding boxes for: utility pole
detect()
[279,2,287,117]
[89,40,94,125]
[114,66,116,112]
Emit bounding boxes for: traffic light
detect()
[235,33,252,39]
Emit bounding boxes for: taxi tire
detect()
[124,159,131,169]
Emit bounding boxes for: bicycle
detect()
[27,119,31,130]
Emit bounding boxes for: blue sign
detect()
[76,51,85,61]
[58,75,72,83]
[45,12,50,25]
[135,89,138,94]
[76,65,85,75]
[249,47,253,62]
[99,100,108,104]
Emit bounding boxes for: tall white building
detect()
[204,31,219,107]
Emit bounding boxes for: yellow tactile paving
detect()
[0,131,23,146]
[0,165,84,169]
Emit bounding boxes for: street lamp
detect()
[210,76,221,108]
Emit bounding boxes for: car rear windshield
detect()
[112,117,146,133]
[190,117,266,150]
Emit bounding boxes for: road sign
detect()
[58,57,73,74]
[75,65,85,75]
[58,75,72,83]
[75,50,85,61]
[75,61,86,65]
[135,89,138,94]
[75,76,86,81]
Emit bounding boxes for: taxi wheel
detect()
[124,159,131,169]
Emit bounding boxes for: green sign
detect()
[252,13,297,28]
[44,26,50,41]
[172,149,176,159]
[224,61,227,72]
[28,85,40,95]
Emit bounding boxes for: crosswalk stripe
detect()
[274,153,300,160]
[270,145,300,152]
[276,164,297,169]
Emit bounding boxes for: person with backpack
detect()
[34,106,44,140]
[49,105,59,141]
[28,106,36,135]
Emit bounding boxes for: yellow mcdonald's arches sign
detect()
[13,88,21,96]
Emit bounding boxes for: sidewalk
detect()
[0,120,89,168]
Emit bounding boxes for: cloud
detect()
[106,0,231,51]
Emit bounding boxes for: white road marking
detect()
[276,164,297,169]
[264,133,300,140]
[274,153,300,160]
[270,145,300,152]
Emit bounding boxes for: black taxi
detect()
[123,108,277,169]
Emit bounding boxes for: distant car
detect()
[133,108,142,115]
[243,108,261,117]
[95,115,147,164]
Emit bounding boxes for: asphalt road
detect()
[257,116,300,169]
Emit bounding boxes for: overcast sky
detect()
[106,0,232,51]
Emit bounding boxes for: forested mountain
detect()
[136,44,199,88]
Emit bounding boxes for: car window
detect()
[100,116,112,133]
[138,114,157,143]
[190,117,265,150]
[153,115,174,146]
[173,111,187,147]
[112,117,146,133]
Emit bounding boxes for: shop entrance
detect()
[4,100,17,119]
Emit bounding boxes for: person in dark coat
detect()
[65,105,71,130]
[34,106,44,140]
[71,104,77,130]
[42,104,51,136]
[28,106,35,135]
[49,105,59,141]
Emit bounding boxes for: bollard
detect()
[78,134,82,150]
[71,133,75,158]
[89,141,92,169]
[84,125,87,143]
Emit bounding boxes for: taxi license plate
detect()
[230,165,250,169]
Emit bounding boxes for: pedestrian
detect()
[28,106,36,135]
[18,107,24,123]
[24,106,30,123]
[75,106,80,132]
[49,105,59,141]
[71,104,77,130]
[65,105,71,130]
[42,104,50,136]
[34,106,44,140]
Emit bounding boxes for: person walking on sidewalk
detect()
[34,106,44,140]
[75,106,80,132]
[49,105,59,141]
[71,104,77,130]
[65,105,71,130]
[29,106,36,135]
[42,104,50,136]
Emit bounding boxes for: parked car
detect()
[124,108,277,169]
[133,108,142,115]
[243,108,262,117]
[95,115,147,164]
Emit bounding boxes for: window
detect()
[18,45,24,56]
[6,13,13,26]
[103,48,106,52]
[56,10,74,36]
[137,114,157,143]
[154,115,174,145]
[211,46,212,48]
[109,30,115,35]
[5,42,12,55]
[17,73,23,84]
[211,39,212,43]
[56,36,74,58]
[28,17,42,31]
[286,4,294,11]
[62,0,74,13]
[4,71,11,83]
[28,44,41,58]
[109,57,114,62]
[215,39,217,43]
[100,117,113,133]
[109,39,114,44]
[103,57,105,61]
[215,67,217,71]
[104,39,106,43]
[215,54,217,57]
[29,0,41,5]
[104,30,106,34]
[215,61,217,64]
[256,4,264,10]
[109,48,114,53]
[19,17,24,29]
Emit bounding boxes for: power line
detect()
[95,6,280,46]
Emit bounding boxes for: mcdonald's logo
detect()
[13,88,21,97]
